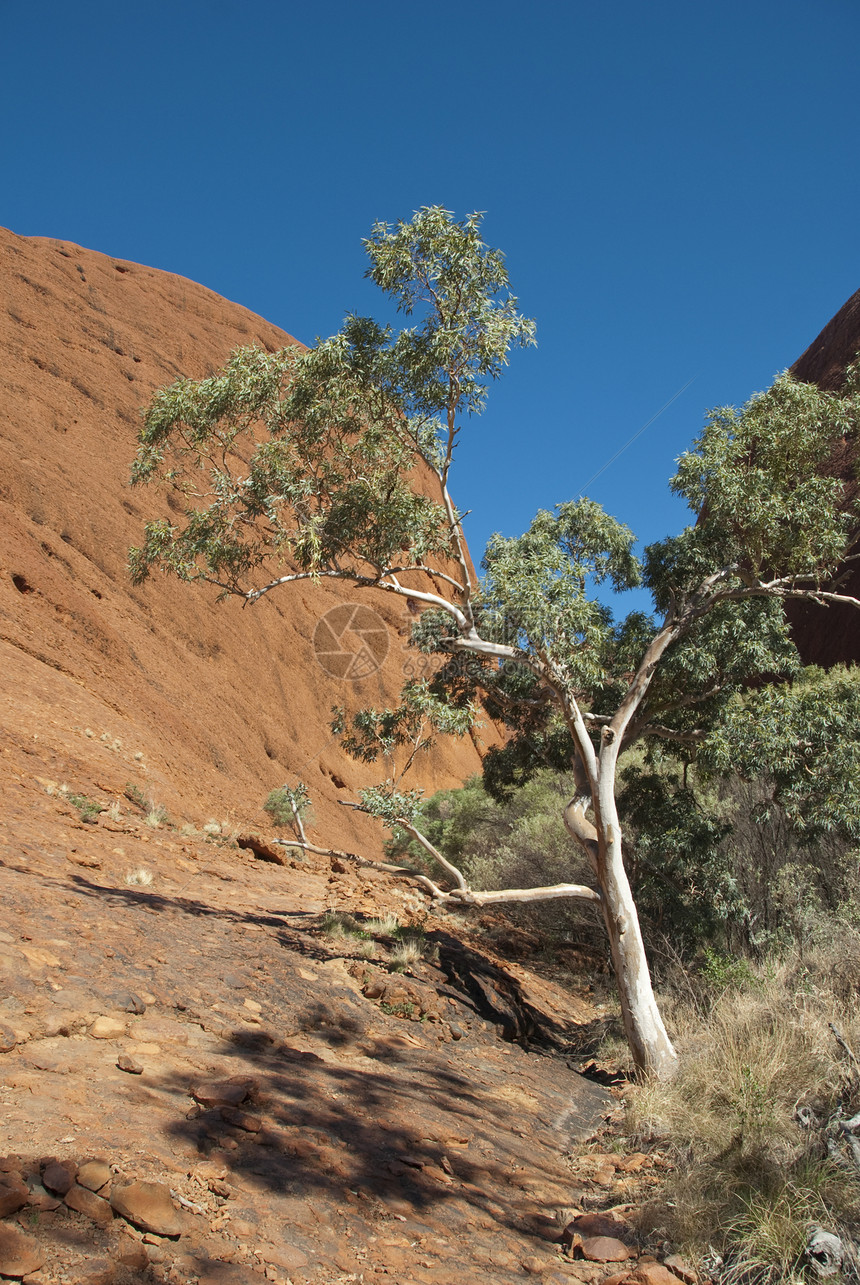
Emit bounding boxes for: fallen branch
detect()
[336,800,601,909]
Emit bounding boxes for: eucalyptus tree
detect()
[130,207,860,1078]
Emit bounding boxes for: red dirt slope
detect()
[0,227,488,849]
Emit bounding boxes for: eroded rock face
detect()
[787,287,860,666]
[0,225,493,850]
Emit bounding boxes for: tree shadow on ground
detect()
[155,1020,601,1247]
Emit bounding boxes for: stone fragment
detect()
[19,946,61,969]
[75,1258,116,1285]
[581,1236,635,1263]
[66,850,102,868]
[566,1213,633,1241]
[0,1156,22,1173]
[522,1255,553,1274]
[123,994,147,1014]
[236,833,286,863]
[42,1160,76,1195]
[26,1188,62,1212]
[664,1256,698,1284]
[64,1183,113,1227]
[116,1055,143,1074]
[601,1273,635,1285]
[116,1240,149,1270]
[110,1180,183,1236]
[89,1016,127,1040]
[258,1243,310,1271]
[220,1106,262,1132]
[192,1077,256,1109]
[76,1159,112,1191]
[629,1267,683,1285]
[0,1224,43,1277]
[0,1174,28,1218]
[0,1024,16,1053]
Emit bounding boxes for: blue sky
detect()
[3,0,859,615]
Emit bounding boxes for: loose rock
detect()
[42,1160,76,1195]
[64,1182,113,1227]
[220,1106,262,1132]
[0,1024,16,1054]
[76,1159,112,1191]
[192,1077,256,1109]
[664,1254,698,1283]
[89,1016,127,1040]
[109,1180,183,1236]
[581,1236,635,1263]
[629,1266,684,1285]
[566,1212,633,1242]
[0,1174,28,1218]
[0,1224,43,1277]
[116,1054,143,1074]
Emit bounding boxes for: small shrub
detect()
[628,933,860,1279]
[124,782,148,811]
[700,947,758,993]
[321,911,367,941]
[125,867,153,887]
[388,939,424,971]
[145,804,169,829]
[380,1000,415,1018]
[67,793,104,824]
[366,912,400,937]
[263,783,312,837]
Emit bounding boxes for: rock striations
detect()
[0,226,489,849]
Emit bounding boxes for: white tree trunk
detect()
[595,748,678,1080]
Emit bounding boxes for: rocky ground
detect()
[0,678,698,1285]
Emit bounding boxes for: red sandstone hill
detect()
[0,226,491,849]
[787,287,860,666]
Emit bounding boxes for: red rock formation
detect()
[0,227,490,849]
[787,288,860,665]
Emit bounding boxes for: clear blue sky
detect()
[3,0,858,614]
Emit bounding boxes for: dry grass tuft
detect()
[388,938,424,970]
[366,912,401,937]
[628,930,860,1282]
[125,867,154,887]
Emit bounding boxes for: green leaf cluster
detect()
[700,665,860,840]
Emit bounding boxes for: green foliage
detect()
[482,499,640,694]
[131,205,860,1078]
[617,764,739,949]
[123,782,148,811]
[702,665,860,840]
[671,364,860,587]
[356,783,425,831]
[392,771,599,939]
[321,911,368,940]
[130,208,534,598]
[699,946,758,992]
[332,681,474,774]
[364,206,536,423]
[263,781,312,834]
[380,999,415,1017]
[67,792,104,823]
